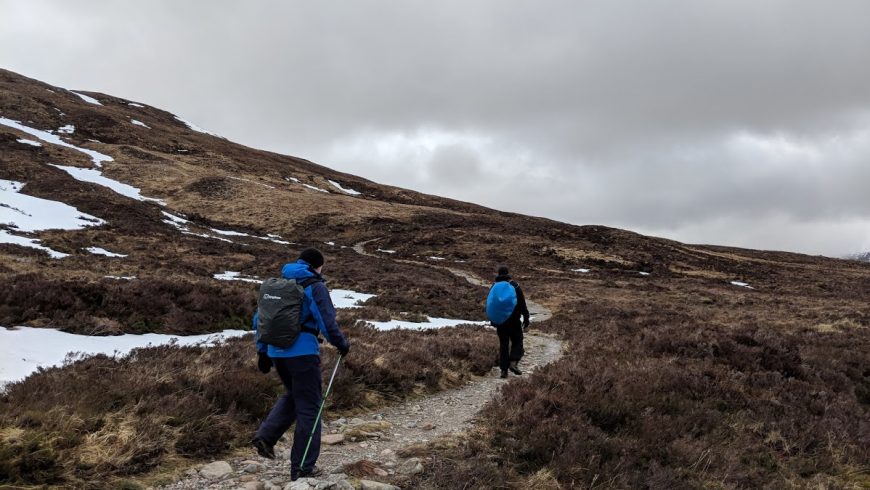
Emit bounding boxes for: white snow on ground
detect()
[428,256,445,261]
[639,272,651,276]
[105,275,136,280]
[328,179,362,195]
[0,230,68,258]
[0,327,247,386]
[330,289,375,308]
[161,212,234,243]
[16,138,41,147]
[377,249,396,254]
[1,179,104,258]
[325,241,335,246]
[285,177,300,183]
[57,124,75,134]
[364,317,488,331]
[210,227,292,245]
[85,247,127,258]
[730,281,754,289]
[128,102,145,108]
[214,271,262,283]
[210,229,251,237]
[70,91,102,105]
[572,268,591,273]
[0,117,112,167]
[130,119,150,129]
[302,183,329,193]
[0,179,104,232]
[51,165,166,205]
[227,176,276,189]
[161,211,190,228]
[174,116,220,137]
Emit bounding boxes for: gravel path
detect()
[161,333,562,490]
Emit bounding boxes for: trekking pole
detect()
[300,354,342,470]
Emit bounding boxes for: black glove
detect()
[337,342,350,358]
[257,352,272,374]
[522,319,530,332]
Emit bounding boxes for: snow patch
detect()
[285,177,300,183]
[572,268,591,273]
[638,271,651,276]
[324,241,335,246]
[377,249,396,254]
[428,256,445,261]
[16,138,42,147]
[51,165,165,205]
[302,183,329,193]
[174,115,220,137]
[130,119,150,129]
[128,102,145,108]
[85,247,127,258]
[70,91,102,105]
[364,317,488,332]
[0,230,68,258]
[57,124,75,134]
[730,281,754,289]
[214,271,261,283]
[0,117,111,167]
[1,179,104,232]
[0,326,247,386]
[330,289,375,309]
[328,179,361,196]
[104,275,136,280]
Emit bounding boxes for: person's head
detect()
[497,265,509,276]
[298,248,325,273]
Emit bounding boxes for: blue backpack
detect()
[486,281,517,325]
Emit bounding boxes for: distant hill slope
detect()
[1,67,869,335]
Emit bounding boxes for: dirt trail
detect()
[161,241,560,489]
[353,239,553,323]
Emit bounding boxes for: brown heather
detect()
[0,324,494,488]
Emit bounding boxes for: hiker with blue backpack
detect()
[486,265,530,378]
[251,248,350,481]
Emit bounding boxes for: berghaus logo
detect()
[263,294,282,300]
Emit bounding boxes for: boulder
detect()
[322,433,345,445]
[359,481,400,490]
[200,461,234,480]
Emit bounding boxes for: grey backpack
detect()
[256,277,319,348]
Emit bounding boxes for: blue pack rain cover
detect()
[486,282,517,325]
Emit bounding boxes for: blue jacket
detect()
[253,260,349,358]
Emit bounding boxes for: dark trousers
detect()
[255,355,322,473]
[496,320,524,371]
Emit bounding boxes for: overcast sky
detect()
[3,1,870,257]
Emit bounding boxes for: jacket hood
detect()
[281,260,317,280]
[495,273,512,282]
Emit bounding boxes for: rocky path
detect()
[161,333,562,490]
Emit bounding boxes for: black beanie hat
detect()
[497,265,509,276]
[298,248,325,269]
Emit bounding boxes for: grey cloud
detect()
[2,0,870,255]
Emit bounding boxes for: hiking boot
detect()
[251,437,275,459]
[292,466,323,481]
[508,361,522,375]
[500,369,508,379]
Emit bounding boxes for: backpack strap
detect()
[298,276,324,336]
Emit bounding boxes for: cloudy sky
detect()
[3,1,870,257]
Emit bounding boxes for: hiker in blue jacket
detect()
[491,265,530,378]
[251,248,350,481]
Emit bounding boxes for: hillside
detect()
[1,69,868,489]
